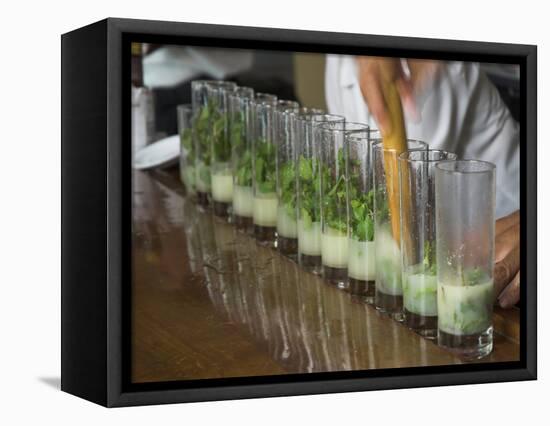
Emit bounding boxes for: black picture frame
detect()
[61,17,537,407]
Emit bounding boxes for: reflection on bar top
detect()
[131,170,520,382]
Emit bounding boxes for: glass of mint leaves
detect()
[275,106,321,258]
[435,159,496,360]
[177,104,195,198]
[296,113,344,274]
[345,129,380,303]
[318,121,369,288]
[398,149,457,338]
[229,87,258,233]
[373,139,427,320]
[191,80,236,208]
[206,81,239,219]
[251,95,280,246]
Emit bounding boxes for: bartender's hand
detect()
[494,210,520,308]
[357,57,443,134]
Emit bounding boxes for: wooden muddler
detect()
[380,76,410,247]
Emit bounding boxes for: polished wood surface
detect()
[132,169,520,383]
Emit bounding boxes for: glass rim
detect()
[372,139,427,152]
[206,82,238,94]
[191,79,219,87]
[277,99,300,108]
[347,128,382,143]
[192,79,236,88]
[398,149,458,163]
[292,107,325,118]
[435,159,496,174]
[300,107,324,113]
[253,92,278,105]
[229,86,254,98]
[369,129,382,138]
[276,100,300,114]
[298,112,343,123]
[317,121,369,133]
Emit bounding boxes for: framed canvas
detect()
[61,17,537,407]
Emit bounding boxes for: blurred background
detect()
[132,42,519,147]
[132,42,327,144]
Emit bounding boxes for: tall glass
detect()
[435,160,495,359]
[207,81,238,218]
[252,95,279,246]
[177,104,195,197]
[296,113,344,274]
[399,150,457,338]
[276,107,321,258]
[191,80,236,207]
[373,140,427,319]
[231,91,271,233]
[319,122,369,287]
[345,130,378,302]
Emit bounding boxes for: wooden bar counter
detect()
[131,169,520,384]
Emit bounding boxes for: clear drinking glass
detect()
[251,94,279,246]
[373,139,427,319]
[276,106,322,258]
[296,113,345,274]
[191,80,237,207]
[177,104,195,197]
[319,122,369,287]
[207,81,238,218]
[345,129,379,302]
[398,150,457,338]
[435,160,495,359]
[231,91,271,233]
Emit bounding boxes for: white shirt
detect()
[325,55,520,219]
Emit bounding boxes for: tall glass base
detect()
[234,215,252,234]
[404,310,437,339]
[213,200,231,219]
[375,291,403,321]
[278,236,297,259]
[197,191,210,208]
[299,253,322,275]
[323,265,348,289]
[438,327,493,360]
[254,224,276,247]
[348,278,375,304]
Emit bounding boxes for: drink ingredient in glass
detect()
[207,81,238,218]
[373,140,427,318]
[252,96,280,245]
[230,89,265,231]
[346,130,378,301]
[319,121,369,287]
[435,159,496,359]
[177,104,195,197]
[399,149,457,337]
[192,80,237,207]
[296,113,345,273]
[274,102,302,256]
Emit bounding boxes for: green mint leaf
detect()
[299,156,313,180]
[259,180,275,193]
[255,156,264,182]
[301,208,312,229]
